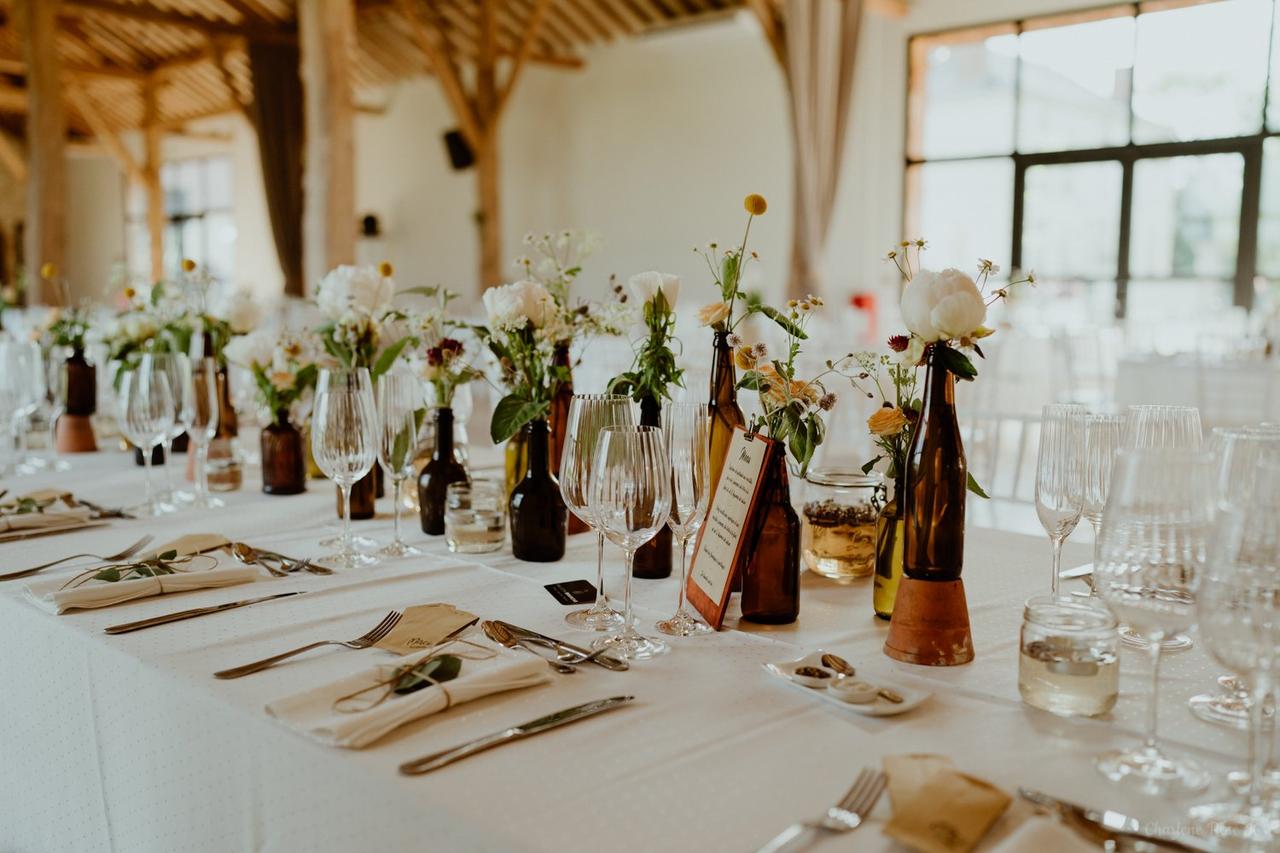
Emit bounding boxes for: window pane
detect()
[164,159,204,217]
[205,212,236,284]
[905,159,1013,269]
[1022,161,1122,279]
[909,28,1018,159]
[1261,139,1280,277]
[1131,0,1271,143]
[206,156,233,210]
[1130,154,1243,280]
[1271,3,1280,131]
[1126,279,1235,351]
[1017,15,1133,153]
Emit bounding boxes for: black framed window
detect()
[126,155,235,283]
[905,0,1280,327]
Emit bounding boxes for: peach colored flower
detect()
[868,406,909,437]
[757,364,788,408]
[697,301,731,328]
[734,345,757,371]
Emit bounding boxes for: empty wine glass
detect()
[1081,414,1125,574]
[590,425,672,660]
[184,356,223,509]
[8,340,45,474]
[1124,404,1202,451]
[1188,459,1280,845]
[657,402,712,637]
[312,367,379,570]
[1036,404,1085,597]
[117,356,176,518]
[42,346,71,472]
[376,370,424,558]
[559,394,635,631]
[1093,448,1216,795]
[150,352,194,507]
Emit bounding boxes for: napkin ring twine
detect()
[332,638,497,714]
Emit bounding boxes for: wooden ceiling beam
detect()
[0,130,26,183]
[397,0,481,146]
[497,0,552,115]
[0,55,146,80]
[61,0,296,43]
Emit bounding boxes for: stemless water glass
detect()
[312,368,379,569]
[150,352,194,507]
[1036,404,1085,597]
[184,356,223,509]
[1081,414,1125,572]
[445,480,506,554]
[559,394,635,631]
[117,359,176,518]
[375,370,424,558]
[1124,404,1202,451]
[1188,460,1280,846]
[1093,448,1217,795]
[590,425,672,660]
[657,402,712,637]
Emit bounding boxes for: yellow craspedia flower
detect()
[123,286,137,300]
[378,261,394,277]
[40,262,57,280]
[182,258,197,273]
[744,194,767,216]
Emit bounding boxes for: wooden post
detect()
[16,0,66,304]
[475,0,500,289]
[143,79,166,282]
[299,0,356,290]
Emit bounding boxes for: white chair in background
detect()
[1195,356,1278,428]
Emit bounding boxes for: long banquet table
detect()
[0,451,1247,852]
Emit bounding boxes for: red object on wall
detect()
[850,292,877,343]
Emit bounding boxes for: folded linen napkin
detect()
[0,507,93,534]
[24,565,258,614]
[266,642,551,748]
[989,816,1093,853]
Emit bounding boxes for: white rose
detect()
[482,280,556,331]
[900,268,986,342]
[223,329,275,369]
[627,271,680,310]
[316,265,394,321]
[121,313,157,342]
[209,289,264,334]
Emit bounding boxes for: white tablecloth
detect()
[0,452,1246,852]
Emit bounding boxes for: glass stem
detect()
[1089,516,1101,569]
[1247,676,1273,810]
[676,533,689,613]
[623,546,636,633]
[1051,536,1064,597]
[162,438,175,494]
[47,412,58,459]
[594,530,609,607]
[195,442,209,500]
[340,484,353,552]
[1144,636,1164,751]
[142,446,155,510]
[391,476,403,544]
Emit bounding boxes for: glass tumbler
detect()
[800,470,883,582]
[445,480,506,554]
[1019,594,1119,718]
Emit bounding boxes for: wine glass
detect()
[1093,448,1216,795]
[657,402,712,637]
[559,394,635,631]
[1081,414,1125,575]
[117,356,176,518]
[1036,404,1085,597]
[9,340,45,474]
[375,370,424,558]
[42,346,71,472]
[184,356,223,509]
[1124,404,1202,451]
[1187,459,1280,846]
[312,367,379,569]
[590,425,672,660]
[150,352,194,507]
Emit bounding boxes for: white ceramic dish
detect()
[762,650,931,717]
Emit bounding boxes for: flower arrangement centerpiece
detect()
[43,305,100,451]
[875,240,1033,666]
[175,259,262,364]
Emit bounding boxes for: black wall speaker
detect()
[444,129,475,171]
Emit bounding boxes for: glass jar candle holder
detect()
[800,470,882,582]
[445,480,506,554]
[1019,594,1118,718]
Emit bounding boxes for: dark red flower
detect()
[887,334,909,352]
[426,346,443,366]
[439,337,463,353]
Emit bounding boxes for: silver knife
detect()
[399,695,634,775]
[103,591,306,635]
[1018,789,1209,852]
[495,621,629,671]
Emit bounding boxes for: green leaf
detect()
[490,394,546,444]
[371,337,412,381]
[935,346,978,381]
[394,654,463,695]
[737,370,762,391]
[398,286,441,298]
[94,568,121,582]
[861,455,883,475]
[757,304,808,340]
[966,472,990,499]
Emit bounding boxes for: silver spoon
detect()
[482,621,576,674]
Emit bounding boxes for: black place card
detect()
[544,579,598,606]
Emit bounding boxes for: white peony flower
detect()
[223,328,275,369]
[482,280,556,332]
[627,271,680,309]
[315,265,395,321]
[121,313,158,343]
[899,268,987,342]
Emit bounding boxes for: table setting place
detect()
[5,219,1280,853]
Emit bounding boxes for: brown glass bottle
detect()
[708,330,746,588]
[740,445,800,624]
[64,348,96,416]
[902,345,966,582]
[418,407,469,535]
[261,410,306,495]
[509,419,567,562]
[345,468,377,519]
[549,343,587,535]
[632,396,672,579]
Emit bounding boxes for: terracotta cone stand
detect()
[883,577,974,666]
[54,415,97,453]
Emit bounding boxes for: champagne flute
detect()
[150,352,194,507]
[559,394,635,631]
[1081,414,1124,575]
[590,425,672,660]
[11,340,44,474]
[312,367,379,570]
[117,356,176,518]
[184,356,223,509]
[1093,448,1216,795]
[657,402,712,637]
[1188,459,1280,845]
[43,346,71,471]
[1036,403,1085,597]
[376,370,424,558]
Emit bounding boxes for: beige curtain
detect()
[782,0,862,298]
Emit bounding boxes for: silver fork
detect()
[755,768,887,853]
[213,610,403,679]
[0,534,156,581]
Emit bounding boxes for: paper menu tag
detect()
[374,604,478,655]
[145,533,232,559]
[685,427,774,630]
[884,754,956,812]
[882,758,1012,853]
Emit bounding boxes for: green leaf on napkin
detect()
[393,655,463,695]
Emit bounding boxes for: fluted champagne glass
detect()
[657,402,712,636]
[42,346,71,472]
[1093,448,1216,795]
[150,351,194,507]
[1081,414,1125,575]
[376,370,424,558]
[559,394,635,630]
[312,368,379,569]
[117,357,176,518]
[1036,404,1085,597]
[184,356,223,509]
[11,340,44,474]
[590,425,672,660]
